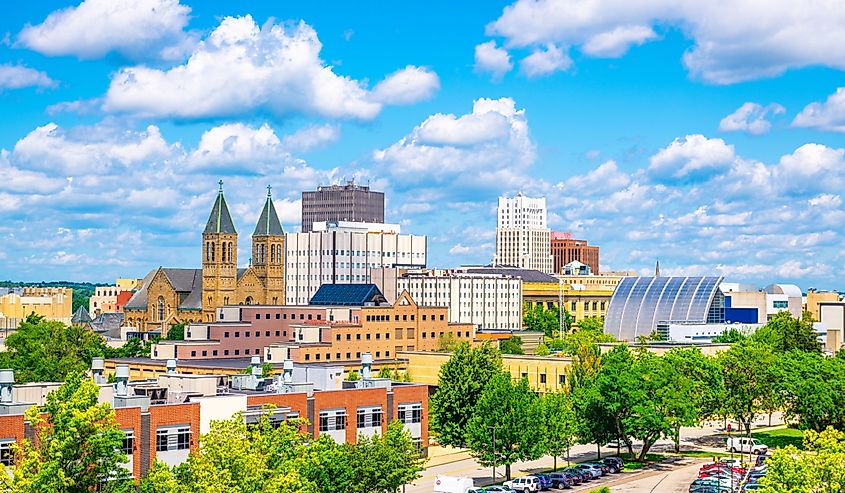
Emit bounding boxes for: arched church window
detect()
[228,242,233,262]
[157,296,165,322]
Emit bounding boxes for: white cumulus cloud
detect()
[648,134,735,183]
[719,102,785,135]
[18,0,193,61]
[792,87,845,132]
[474,41,513,79]
[103,16,437,121]
[485,0,845,83]
[520,44,571,78]
[0,64,57,91]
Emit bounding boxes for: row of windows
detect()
[191,347,262,357]
[240,312,322,321]
[156,427,191,452]
[319,404,420,432]
[304,350,391,361]
[364,313,445,322]
[568,301,607,312]
[520,372,567,386]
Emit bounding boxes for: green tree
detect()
[576,317,604,332]
[3,372,130,492]
[534,343,550,356]
[465,373,543,480]
[347,420,425,492]
[773,350,845,431]
[523,303,565,337]
[761,427,845,492]
[346,370,360,381]
[437,332,460,352]
[718,339,777,436]
[712,328,748,343]
[663,347,724,451]
[166,322,185,340]
[752,311,821,353]
[430,342,503,448]
[559,322,615,357]
[538,391,579,468]
[500,336,524,355]
[587,344,639,455]
[4,313,107,382]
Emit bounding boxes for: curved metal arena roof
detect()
[603,276,724,341]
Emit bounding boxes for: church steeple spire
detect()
[655,258,661,277]
[204,180,237,234]
[253,186,284,236]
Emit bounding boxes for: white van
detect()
[503,476,542,493]
[434,475,475,493]
[726,437,768,455]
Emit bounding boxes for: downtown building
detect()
[493,194,553,274]
[300,180,384,233]
[550,232,600,274]
[285,221,426,305]
[371,267,523,330]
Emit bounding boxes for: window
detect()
[234,349,240,355]
[224,350,229,356]
[366,334,371,340]
[395,328,403,339]
[255,314,261,320]
[245,349,250,355]
[346,352,351,359]
[0,440,14,466]
[304,354,310,361]
[395,315,399,321]
[157,296,165,322]
[375,351,380,357]
[191,351,196,357]
[422,315,427,321]
[319,410,347,431]
[276,313,280,319]
[245,331,250,338]
[422,332,427,339]
[235,331,240,337]
[346,334,351,341]
[201,350,207,357]
[397,403,422,424]
[156,426,190,452]
[265,331,270,337]
[224,331,230,338]
[540,373,547,384]
[356,334,361,340]
[772,300,789,309]
[440,314,444,321]
[275,330,280,337]
[121,431,134,455]
[336,334,341,341]
[357,407,383,428]
[403,314,407,321]
[559,374,566,385]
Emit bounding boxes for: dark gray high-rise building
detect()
[300,180,385,232]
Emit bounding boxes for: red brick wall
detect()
[0,415,25,443]
[148,403,201,462]
[392,384,430,447]
[246,393,310,433]
[312,387,388,443]
[114,407,142,480]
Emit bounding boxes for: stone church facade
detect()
[124,184,285,332]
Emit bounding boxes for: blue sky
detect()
[1,0,845,289]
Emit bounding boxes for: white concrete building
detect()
[285,222,426,305]
[494,194,553,274]
[371,268,523,330]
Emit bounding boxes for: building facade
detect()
[371,268,522,330]
[89,278,142,316]
[550,233,600,274]
[301,181,385,233]
[494,194,553,274]
[150,291,475,365]
[285,222,426,305]
[0,287,72,332]
[124,185,286,332]
[806,289,840,321]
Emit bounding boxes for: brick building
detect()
[151,287,476,365]
[550,232,600,274]
[0,360,429,481]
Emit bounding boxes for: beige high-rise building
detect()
[0,287,73,331]
[494,194,553,274]
[806,289,839,321]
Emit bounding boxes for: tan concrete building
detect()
[124,185,286,332]
[806,289,839,321]
[89,278,142,316]
[0,287,73,331]
[400,350,573,393]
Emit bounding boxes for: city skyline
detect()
[2,1,845,289]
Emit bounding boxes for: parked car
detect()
[602,457,624,473]
[726,437,768,455]
[563,467,590,483]
[484,487,516,493]
[574,464,603,479]
[503,476,543,493]
[547,472,573,489]
[434,475,476,493]
[534,474,553,490]
[585,462,609,476]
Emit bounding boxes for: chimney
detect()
[115,365,129,397]
[361,352,373,380]
[91,358,105,384]
[166,359,177,374]
[0,370,13,404]
[283,359,293,383]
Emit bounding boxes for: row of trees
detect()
[763,426,845,492]
[430,311,844,478]
[0,371,424,492]
[0,314,185,383]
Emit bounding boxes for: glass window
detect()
[121,431,134,455]
[0,440,14,466]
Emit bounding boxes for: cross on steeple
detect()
[267,185,272,197]
[218,180,224,192]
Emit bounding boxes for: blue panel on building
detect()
[725,307,758,323]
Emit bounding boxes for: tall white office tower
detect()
[493,193,553,274]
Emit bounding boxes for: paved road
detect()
[409,413,783,493]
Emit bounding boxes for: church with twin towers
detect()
[124,182,286,331]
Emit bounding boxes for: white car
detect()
[726,437,768,455]
[502,476,542,493]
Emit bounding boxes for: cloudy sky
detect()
[2,0,845,289]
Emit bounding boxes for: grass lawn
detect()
[752,427,804,449]
[677,450,721,458]
[614,452,665,471]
